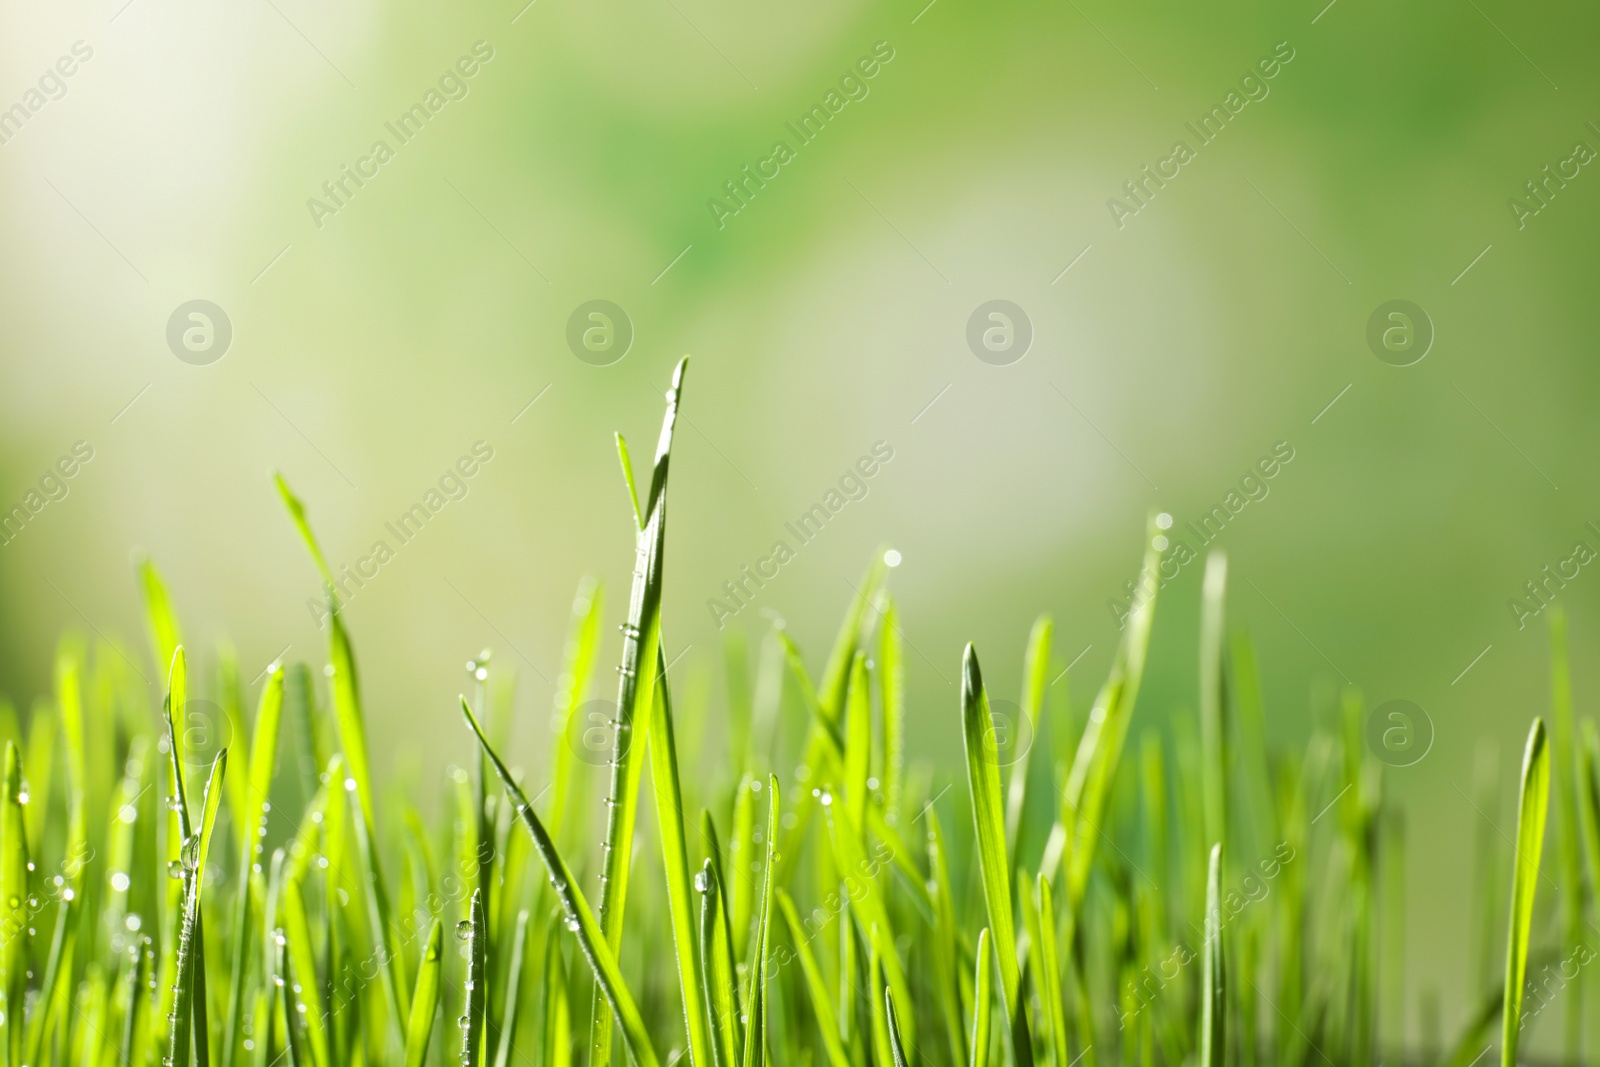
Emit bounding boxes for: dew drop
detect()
[693,870,710,893]
[455,920,473,941]
[166,861,185,880]
[564,917,580,932]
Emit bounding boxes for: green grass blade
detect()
[821,788,915,1048]
[1035,876,1069,1067]
[1199,553,1228,853]
[459,699,660,1067]
[122,937,154,1067]
[280,878,330,1067]
[1005,614,1052,848]
[1545,609,1584,1062]
[167,749,227,1067]
[885,989,911,1067]
[548,577,604,845]
[591,358,686,1067]
[1578,722,1600,947]
[275,473,410,1032]
[1440,987,1502,1067]
[405,920,444,1067]
[844,652,871,832]
[960,644,1033,1067]
[878,597,905,824]
[926,807,968,1067]
[492,909,532,1067]
[223,664,284,1067]
[740,776,780,1067]
[138,557,184,684]
[775,890,851,1067]
[0,742,28,1067]
[1501,718,1549,1067]
[869,926,893,1067]
[646,656,711,1067]
[970,928,992,1067]
[1200,842,1225,1067]
[701,816,743,1067]
[462,888,488,1067]
[1053,520,1166,906]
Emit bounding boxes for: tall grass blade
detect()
[591,358,686,1067]
[1053,520,1166,906]
[884,989,911,1067]
[960,644,1033,1067]
[1199,843,1224,1067]
[459,699,660,1067]
[878,597,905,825]
[646,658,712,1067]
[462,888,488,1067]
[1199,553,1228,852]
[223,664,284,1067]
[1545,609,1583,1062]
[274,473,410,1033]
[0,741,27,1067]
[775,889,851,1067]
[491,910,532,1067]
[1501,718,1548,1067]
[405,920,444,1067]
[549,577,604,845]
[970,928,992,1067]
[741,776,780,1067]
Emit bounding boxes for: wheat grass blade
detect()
[459,698,660,1067]
[1501,718,1549,1067]
[961,644,1033,1067]
[970,928,992,1067]
[775,890,850,1067]
[405,920,444,1067]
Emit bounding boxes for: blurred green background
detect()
[3,0,1600,1050]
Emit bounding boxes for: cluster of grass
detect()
[2,359,1595,1067]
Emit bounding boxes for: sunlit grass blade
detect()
[970,928,992,1067]
[275,472,410,1032]
[868,923,892,1067]
[741,775,780,1067]
[1501,718,1549,1067]
[138,557,184,684]
[1200,842,1224,1067]
[1052,518,1166,906]
[821,787,915,1048]
[591,359,686,1067]
[1035,876,1068,1067]
[223,664,284,1067]
[844,652,871,832]
[702,814,743,1067]
[280,878,331,1067]
[548,576,604,845]
[878,596,905,824]
[459,698,661,1067]
[885,989,911,1067]
[926,807,968,1067]
[961,644,1033,1067]
[122,937,154,1067]
[775,889,850,1067]
[1005,614,1052,850]
[405,919,444,1067]
[1199,553,1228,851]
[168,748,227,1067]
[1578,722,1600,943]
[0,741,28,1067]
[1545,609,1584,1062]
[645,656,711,1067]
[491,909,532,1067]
[462,888,487,1067]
